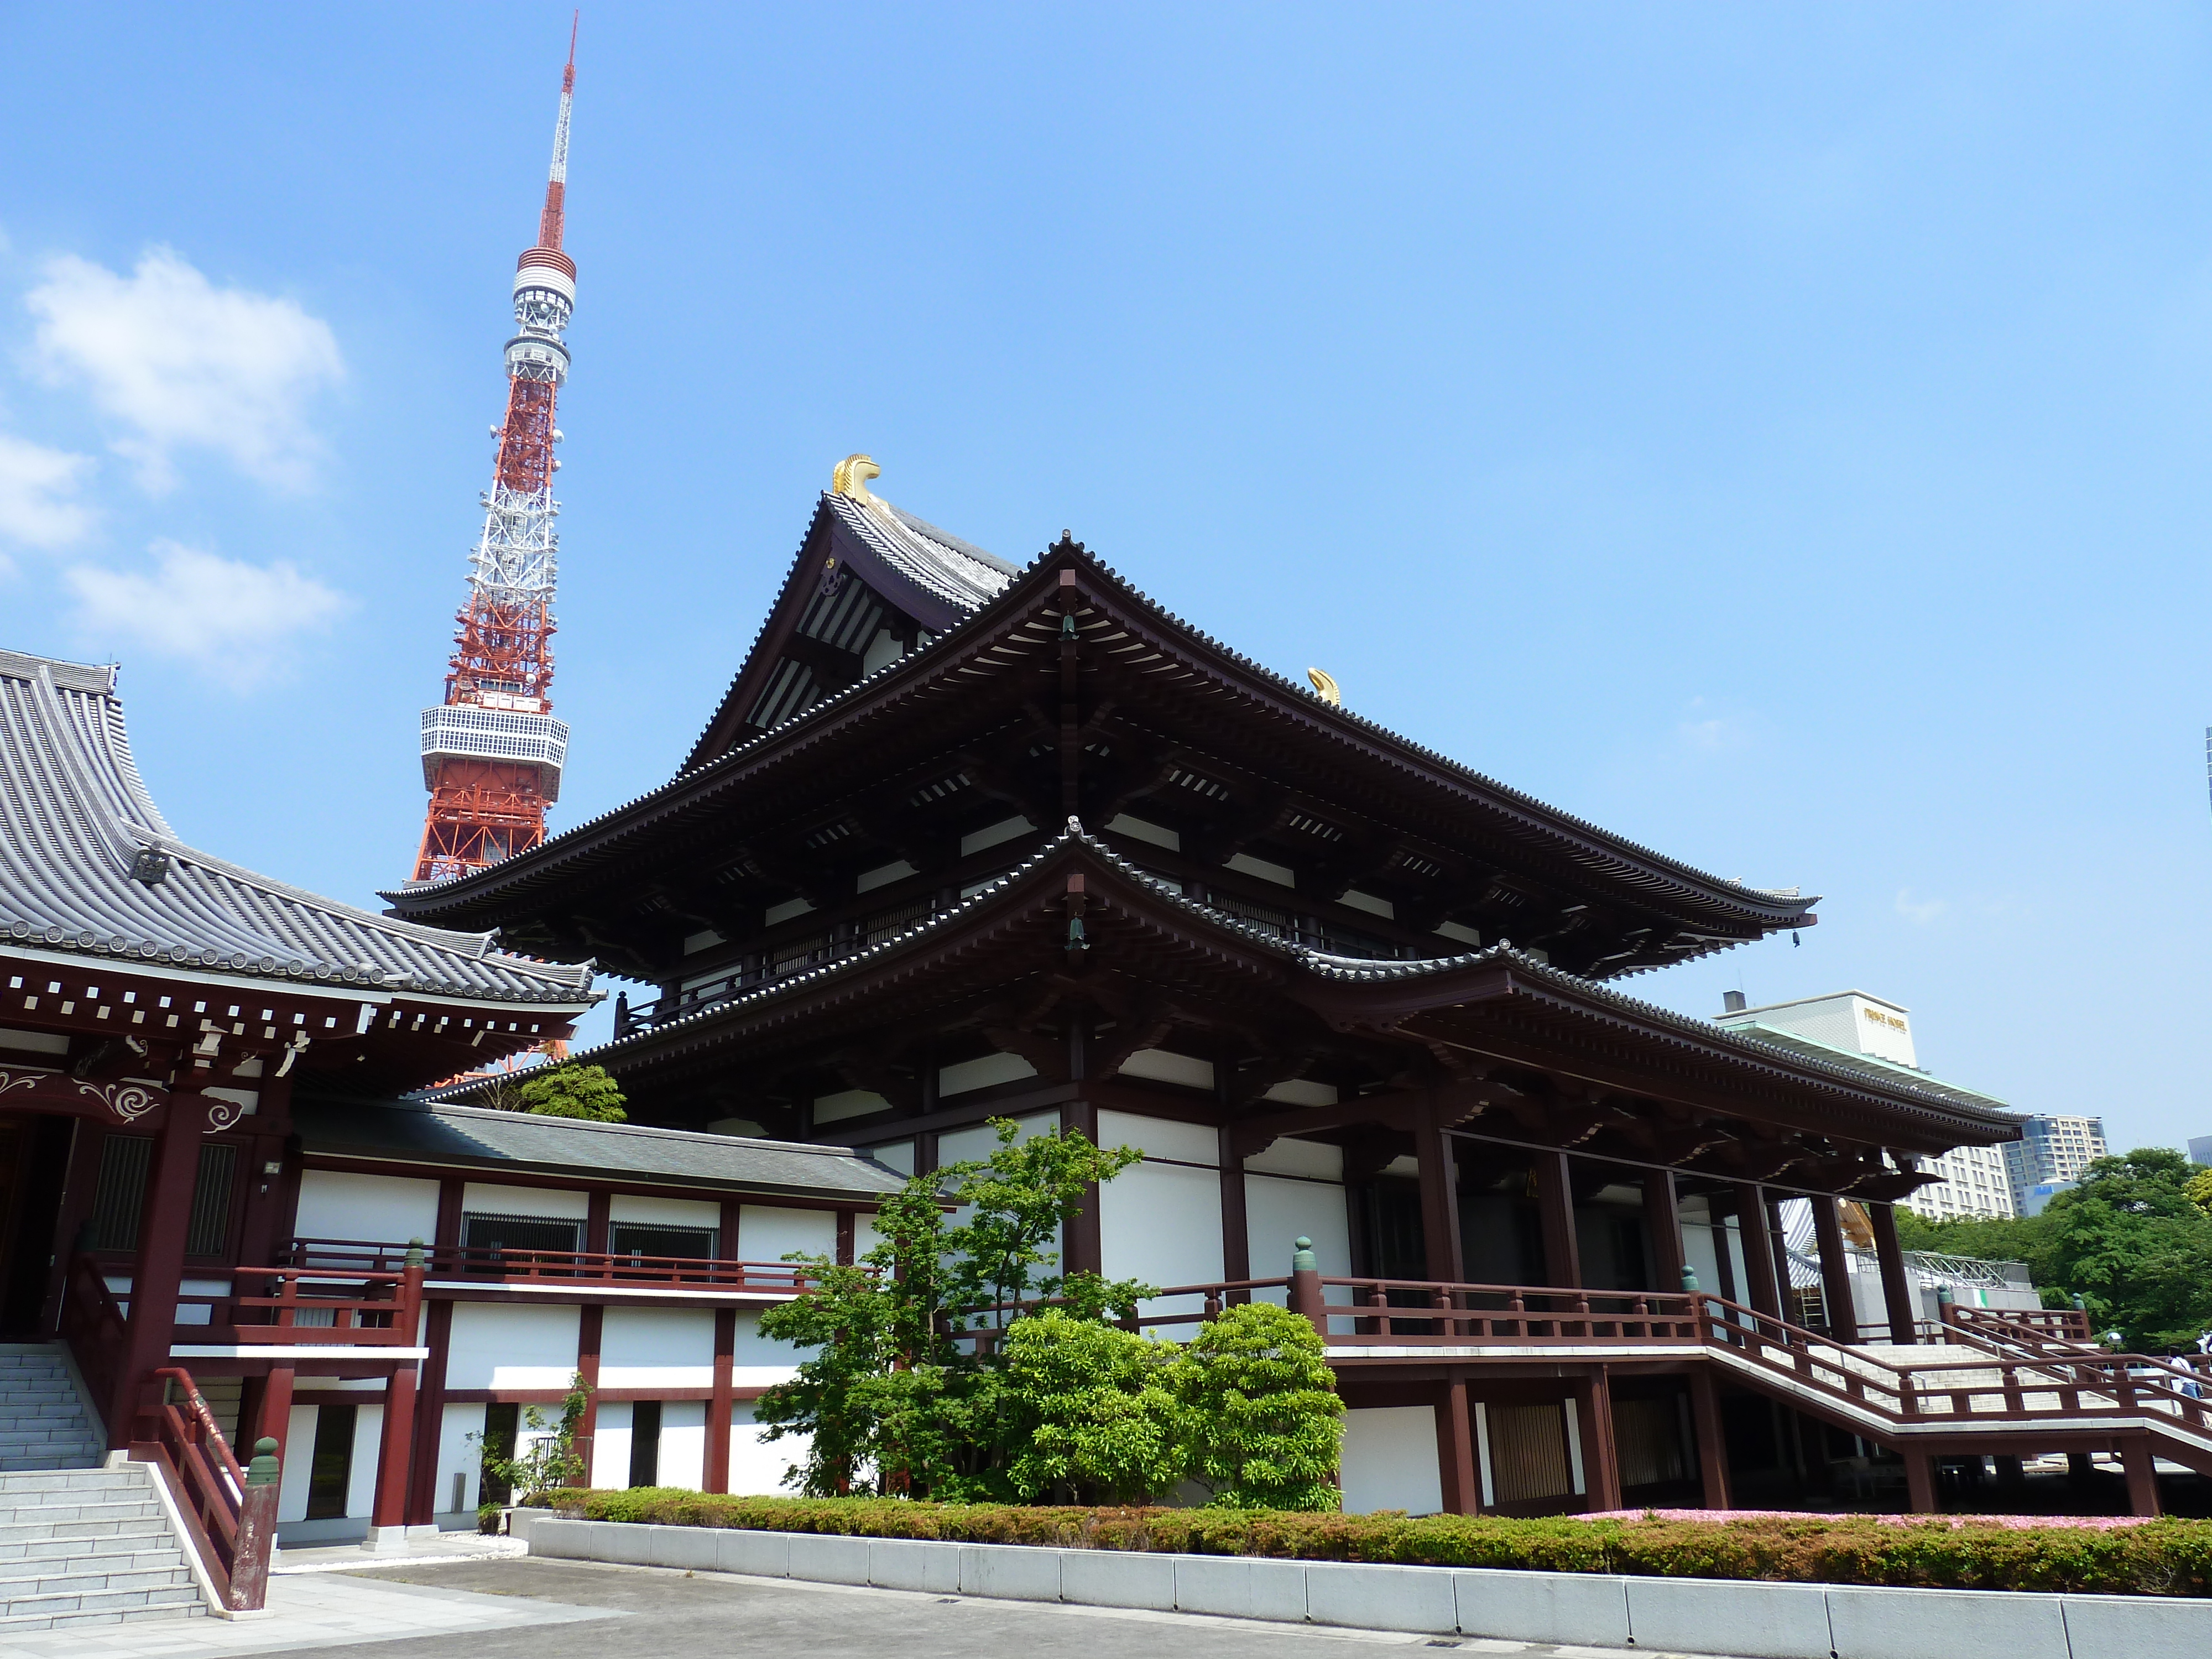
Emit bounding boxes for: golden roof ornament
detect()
[831,453,882,506]
[1306,667,1342,707]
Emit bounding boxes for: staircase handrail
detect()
[139,1366,276,1614]
[57,1251,127,1425]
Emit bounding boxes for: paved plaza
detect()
[5,1549,1742,1659]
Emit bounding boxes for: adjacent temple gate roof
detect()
[0,649,593,1006]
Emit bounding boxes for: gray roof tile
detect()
[0,649,594,1004]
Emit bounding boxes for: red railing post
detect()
[1288,1238,1327,1338]
[229,1438,280,1612]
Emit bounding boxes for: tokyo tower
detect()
[410,33,579,884]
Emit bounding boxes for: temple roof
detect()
[294,1092,905,1201]
[578,821,2015,1155]
[0,649,596,1006]
[388,517,1817,971]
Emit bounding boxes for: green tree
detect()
[1001,1310,1185,1505]
[473,1369,594,1499]
[516,1063,628,1121]
[2042,1149,2212,1351]
[2185,1166,2212,1218]
[1171,1301,1344,1511]
[754,1119,1149,1500]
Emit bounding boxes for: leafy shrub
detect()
[530,1491,2212,1598]
[517,1063,628,1121]
[1002,1310,1182,1505]
[1170,1301,1343,1510]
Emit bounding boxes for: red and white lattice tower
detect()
[410,35,580,883]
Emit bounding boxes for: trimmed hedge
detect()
[530,1490,2212,1598]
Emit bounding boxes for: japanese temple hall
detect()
[4,471,2208,1553]
[384,467,2212,1519]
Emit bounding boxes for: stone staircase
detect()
[0,1346,209,1631]
[0,1346,104,1471]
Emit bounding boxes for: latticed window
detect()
[86,1134,236,1256]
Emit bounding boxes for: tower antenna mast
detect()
[410,32,580,884]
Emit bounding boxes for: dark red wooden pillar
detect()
[1811,1198,1859,1342]
[1687,1367,1731,1510]
[1413,1105,1463,1283]
[2122,1439,2162,1516]
[1217,1125,1250,1290]
[255,1365,295,1468]
[1868,1203,1919,1344]
[1061,1091,1102,1277]
[405,1179,466,1524]
[705,1307,736,1494]
[574,1305,604,1486]
[111,1091,211,1446]
[1643,1168,1685,1292]
[1435,1374,1478,1514]
[585,1190,611,1257]
[1574,1368,1623,1512]
[369,1361,420,1538]
[1534,1152,1582,1289]
[1733,1183,1782,1321]
[1902,1448,1937,1512]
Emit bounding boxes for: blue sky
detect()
[2,6,2208,1154]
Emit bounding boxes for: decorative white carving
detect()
[202,1094,249,1134]
[0,1069,45,1097]
[75,1080,159,1123]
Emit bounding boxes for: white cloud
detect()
[27,249,343,492]
[65,540,349,688]
[1895,888,1949,926]
[0,433,96,551]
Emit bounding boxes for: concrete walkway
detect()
[10,1554,1735,1659]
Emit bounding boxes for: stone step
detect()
[0,1522,175,1558]
[0,1559,195,1599]
[0,1600,206,1634]
[0,1502,166,1533]
[0,1581,205,1624]
[0,1470,148,1494]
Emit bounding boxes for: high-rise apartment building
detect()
[1714,990,2017,1223]
[2002,1115,2108,1212]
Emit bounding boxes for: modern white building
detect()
[1714,992,2016,1223]
[2002,1116,2108,1214]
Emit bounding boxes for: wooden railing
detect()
[135,1368,277,1613]
[169,1261,424,1346]
[58,1253,127,1422]
[282,1238,847,1296]
[1939,1303,2097,1349]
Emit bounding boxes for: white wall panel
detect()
[436,1401,487,1516]
[1341,1406,1443,1515]
[737,1206,836,1264]
[608,1193,720,1228]
[1098,1110,1217,1166]
[592,1400,632,1490]
[294,1171,440,1246]
[444,1303,581,1391]
[728,1402,803,1495]
[730,1310,810,1386]
[597,1307,716,1390]
[462,1182,588,1219]
[344,1404,383,1519]
[935,1113,1055,1164]
[1099,1158,1222,1325]
[1245,1173,1350,1284]
[658,1400,706,1490]
[277,1404,317,1522]
[1244,1138,1344,1180]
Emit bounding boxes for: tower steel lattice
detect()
[411,35,579,884]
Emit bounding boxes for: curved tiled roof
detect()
[573,820,2010,1139]
[837,493,1019,611]
[395,521,1811,943]
[0,649,595,1004]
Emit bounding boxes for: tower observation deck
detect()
[410,36,579,884]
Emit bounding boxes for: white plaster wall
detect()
[1341,1406,1443,1516]
[1116,1049,1215,1090]
[1245,1173,1351,1285]
[294,1171,440,1246]
[1681,1214,1724,1300]
[728,1402,804,1496]
[938,1052,1037,1095]
[598,1306,716,1390]
[444,1302,581,1391]
[592,1400,632,1490]
[935,1113,1056,1164]
[737,1205,836,1264]
[462,1182,588,1219]
[658,1400,706,1490]
[1245,1138,1344,1180]
[436,1401,487,1516]
[731,1310,810,1386]
[869,1140,916,1176]
[854,1211,884,1259]
[1098,1110,1217,1165]
[1099,1157,1223,1328]
[276,1404,317,1522]
[608,1193,721,1228]
[344,1403,383,1519]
